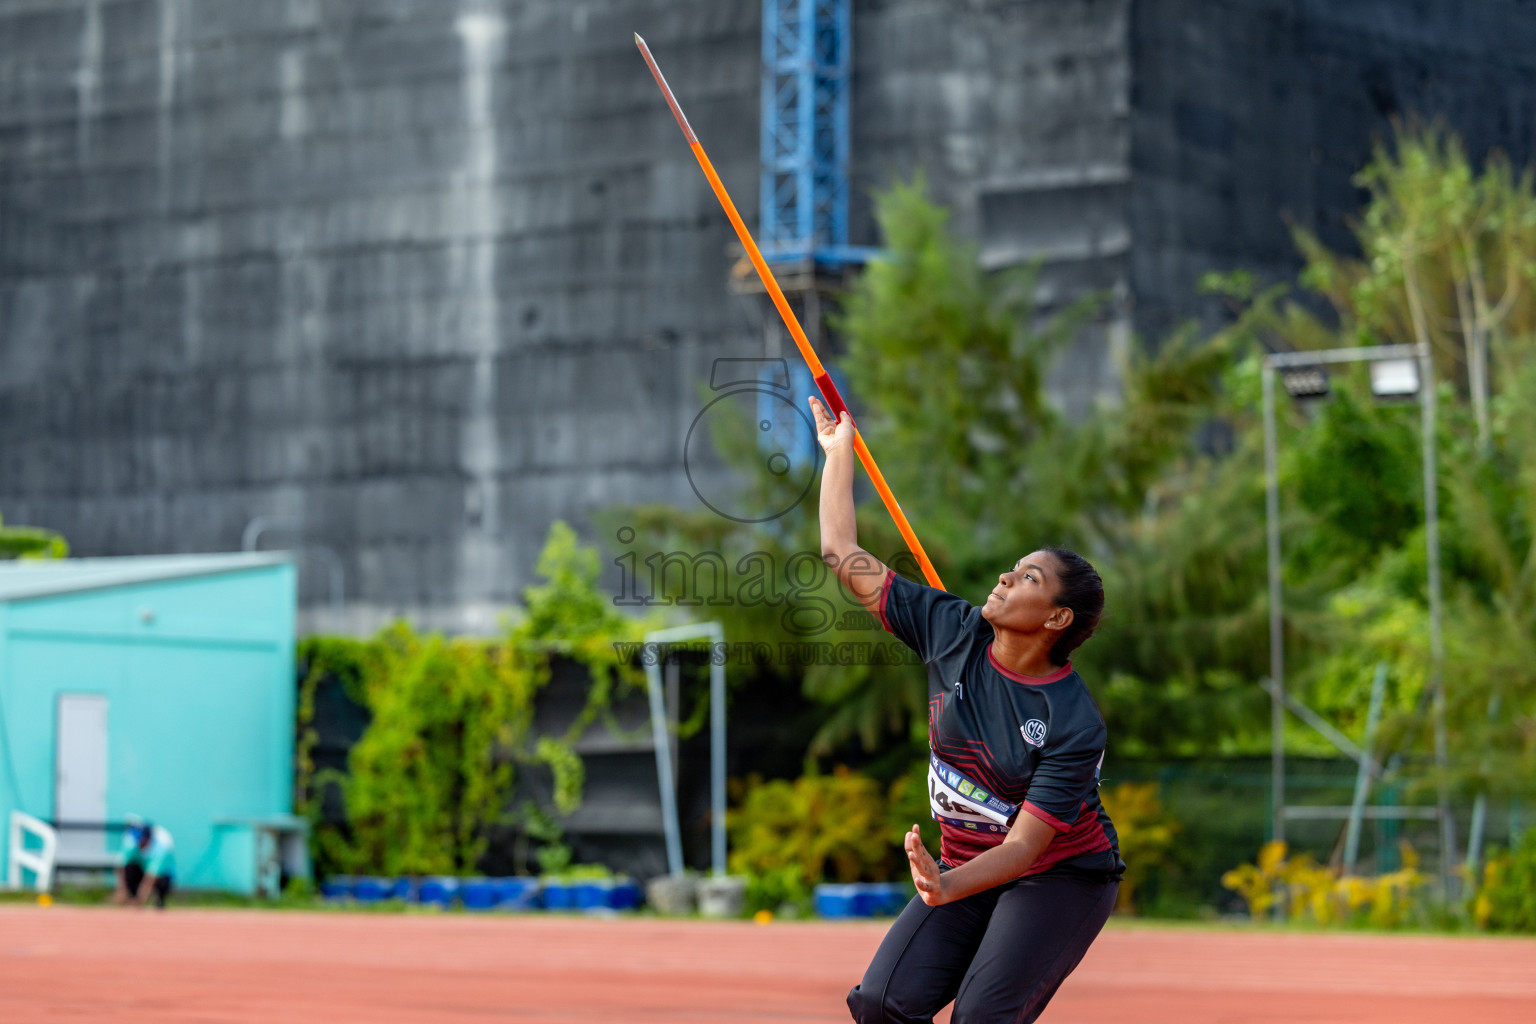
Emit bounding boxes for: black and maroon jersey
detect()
[876,570,1123,878]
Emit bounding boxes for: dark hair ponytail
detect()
[1043,547,1104,666]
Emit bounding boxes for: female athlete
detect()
[810,397,1124,1024]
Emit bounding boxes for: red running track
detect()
[1,906,1533,1023]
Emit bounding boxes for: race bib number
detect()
[927,754,1017,834]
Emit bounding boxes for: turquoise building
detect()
[0,553,302,894]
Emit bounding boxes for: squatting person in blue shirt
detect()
[810,397,1124,1024]
[113,815,176,909]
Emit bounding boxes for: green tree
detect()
[836,181,1256,758]
[1337,123,1536,449]
[836,179,1101,572]
[1209,122,1536,801]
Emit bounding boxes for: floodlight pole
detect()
[1419,344,1454,895]
[1263,365,1285,846]
[642,622,728,878]
[1262,344,1444,882]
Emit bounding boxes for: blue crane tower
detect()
[748,0,870,474]
[759,0,873,268]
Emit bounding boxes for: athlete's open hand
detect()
[905,825,947,906]
[809,396,854,456]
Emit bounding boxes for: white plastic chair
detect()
[6,811,58,892]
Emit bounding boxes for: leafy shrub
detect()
[331,625,530,876]
[0,513,67,559]
[884,764,941,853]
[544,863,616,883]
[1471,829,1536,932]
[1099,781,1179,914]
[728,767,893,886]
[1222,840,1427,928]
[742,865,815,917]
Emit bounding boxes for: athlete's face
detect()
[980,550,1074,637]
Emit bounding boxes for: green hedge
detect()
[297,522,650,877]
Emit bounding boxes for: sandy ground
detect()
[1,906,1533,1023]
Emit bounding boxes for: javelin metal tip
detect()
[634,32,698,144]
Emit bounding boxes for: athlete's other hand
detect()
[905,824,946,906]
[809,397,854,456]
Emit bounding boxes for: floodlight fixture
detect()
[1279,367,1330,400]
[1369,357,1420,399]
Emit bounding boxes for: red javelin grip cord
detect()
[813,373,854,427]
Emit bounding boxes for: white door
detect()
[56,695,109,864]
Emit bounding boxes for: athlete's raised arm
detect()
[811,396,892,615]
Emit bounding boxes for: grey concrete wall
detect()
[852,0,1135,419]
[1130,0,1536,340]
[4,0,1535,633]
[0,0,765,632]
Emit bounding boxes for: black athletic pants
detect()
[123,863,173,908]
[847,868,1117,1024]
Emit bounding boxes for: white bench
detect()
[5,812,57,892]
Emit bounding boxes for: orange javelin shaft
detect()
[634,34,945,592]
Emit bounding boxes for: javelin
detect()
[634,34,946,592]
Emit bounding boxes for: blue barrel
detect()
[493,877,541,910]
[541,881,576,910]
[459,878,498,911]
[857,883,908,916]
[879,883,913,916]
[608,879,642,911]
[417,876,459,907]
[352,877,400,903]
[814,884,860,919]
[573,881,610,911]
[319,875,353,901]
